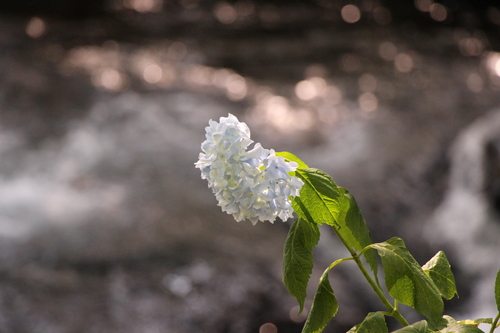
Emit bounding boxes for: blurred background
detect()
[0,0,499,332]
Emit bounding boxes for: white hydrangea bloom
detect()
[195,114,303,225]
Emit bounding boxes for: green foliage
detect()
[392,320,432,333]
[283,218,320,314]
[348,312,388,333]
[273,154,495,333]
[496,269,500,312]
[422,251,457,300]
[392,317,485,333]
[440,323,485,333]
[336,187,378,279]
[458,318,493,326]
[370,238,444,325]
[302,270,338,333]
[292,168,342,227]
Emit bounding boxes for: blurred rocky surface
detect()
[427,110,500,320]
[0,1,500,332]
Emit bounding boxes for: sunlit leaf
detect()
[392,320,432,333]
[276,151,309,170]
[370,238,443,325]
[439,324,484,333]
[457,318,493,326]
[347,312,388,333]
[302,270,338,333]
[336,187,378,279]
[428,317,483,333]
[292,168,341,227]
[422,251,457,300]
[431,315,459,331]
[283,217,320,314]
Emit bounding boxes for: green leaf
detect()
[302,270,338,333]
[422,251,457,300]
[276,151,309,170]
[475,318,493,325]
[347,312,388,333]
[496,269,500,312]
[439,324,485,333]
[435,315,457,330]
[438,316,492,333]
[336,187,378,279]
[283,217,320,314]
[392,320,432,333]
[457,318,493,326]
[292,168,341,227]
[433,316,486,333]
[370,238,444,325]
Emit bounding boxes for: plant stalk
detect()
[331,227,410,327]
[490,312,500,333]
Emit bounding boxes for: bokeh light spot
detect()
[466,73,483,93]
[289,305,308,322]
[26,17,46,38]
[295,80,316,100]
[158,64,177,87]
[394,53,414,73]
[186,65,214,86]
[414,0,433,12]
[167,42,188,60]
[259,322,278,333]
[295,77,326,101]
[359,92,378,112]
[309,77,327,95]
[163,275,192,297]
[325,85,342,105]
[214,2,238,24]
[459,38,484,57]
[379,42,397,61]
[341,5,361,23]
[429,3,448,22]
[143,64,162,84]
[226,74,248,101]
[485,52,500,77]
[235,1,255,16]
[214,68,232,88]
[92,68,127,92]
[358,73,377,92]
[124,0,162,13]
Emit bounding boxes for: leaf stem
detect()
[490,312,500,333]
[331,227,410,327]
[328,257,354,271]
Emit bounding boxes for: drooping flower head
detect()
[195,114,303,225]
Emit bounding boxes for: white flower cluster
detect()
[195,114,303,225]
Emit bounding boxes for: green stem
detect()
[331,227,410,327]
[490,312,500,333]
[328,257,354,270]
